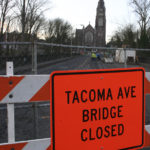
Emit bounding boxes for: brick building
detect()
[75,0,106,47]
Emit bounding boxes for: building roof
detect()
[84,24,95,32]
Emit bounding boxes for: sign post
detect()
[50,68,145,150]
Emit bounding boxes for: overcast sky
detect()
[45,0,137,42]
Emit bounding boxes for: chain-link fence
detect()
[0,104,7,143]
[0,42,150,145]
[0,42,33,75]
[0,102,50,144]
[15,102,50,141]
[0,42,74,75]
[0,42,150,74]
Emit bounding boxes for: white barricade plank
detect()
[23,138,51,150]
[0,138,51,150]
[145,125,150,134]
[146,72,150,81]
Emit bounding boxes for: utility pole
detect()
[71,33,73,57]
[80,24,85,53]
[22,0,26,41]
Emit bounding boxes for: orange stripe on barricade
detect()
[0,142,27,150]
[46,145,51,150]
[30,80,50,102]
[144,129,150,147]
[145,77,150,94]
[0,76,24,102]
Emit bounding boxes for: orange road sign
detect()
[50,68,145,150]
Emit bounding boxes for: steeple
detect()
[97,0,105,9]
[95,0,105,28]
[95,0,106,46]
[96,0,105,15]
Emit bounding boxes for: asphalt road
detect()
[0,55,149,149]
[37,55,147,74]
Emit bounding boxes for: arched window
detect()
[98,18,103,26]
[85,31,93,43]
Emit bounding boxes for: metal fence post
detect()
[32,41,37,74]
[31,41,39,139]
[33,103,39,139]
[124,48,127,68]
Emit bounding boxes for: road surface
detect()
[37,55,148,74]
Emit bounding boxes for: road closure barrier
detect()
[0,71,149,149]
[0,75,51,150]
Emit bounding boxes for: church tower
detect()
[95,0,106,47]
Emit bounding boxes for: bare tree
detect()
[0,0,15,41]
[130,0,150,48]
[108,24,137,47]
[15,0,49,41]
[45,18,73,44]
[130,0,150,31]
[45,19,54,40]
